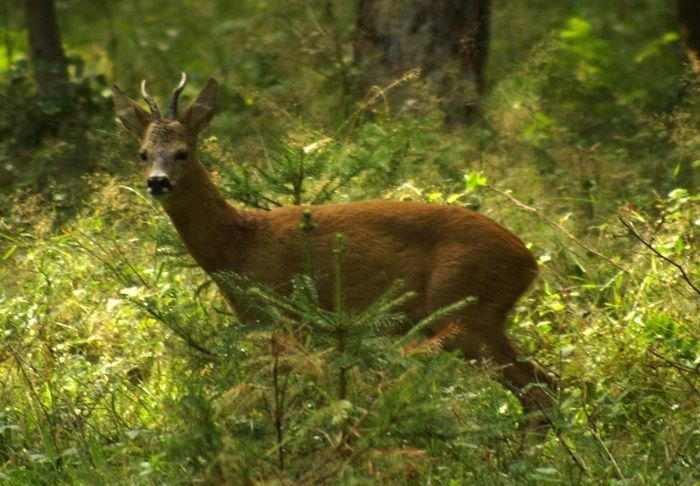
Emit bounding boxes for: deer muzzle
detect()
[147,175,173,196]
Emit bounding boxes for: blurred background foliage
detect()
[0,0,698,484]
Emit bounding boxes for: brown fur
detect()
[112,77,555,428]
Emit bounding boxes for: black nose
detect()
[147,176,173,196]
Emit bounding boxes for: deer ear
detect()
[179,77,218,135]
[112,85,151,139]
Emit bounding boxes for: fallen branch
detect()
[618,216,700,297]
[487,184,628,273]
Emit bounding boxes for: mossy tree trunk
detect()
[678,0,700,72]
[24,0,68,99]
[676,0,699,188]
[355,0,491,123]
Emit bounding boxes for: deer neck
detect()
[159,159,247,273]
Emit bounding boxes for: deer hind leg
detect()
[440,317,555,431]
[483,330,555,430]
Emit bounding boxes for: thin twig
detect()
[271,334,286,471]
[663,422,698,470]
[579,401,624,480]
[618,216,700,297]
[130,299,218,361]
[10,346,59,465]
[487,184,628,273]
[647,348,700,376]
[555,430,594,480]
[647,349,700,397]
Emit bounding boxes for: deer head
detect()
[111,73,218,198]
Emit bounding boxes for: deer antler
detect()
[140,80,162,121]
[169,72,188,119]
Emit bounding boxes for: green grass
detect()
[1,163,697,484]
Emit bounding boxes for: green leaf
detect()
[2,245,17,260]
[559,17,592,40]
[675,237,685,256]
[668,188,688,200]
[464,171,487,192]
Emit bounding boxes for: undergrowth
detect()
[1,161,697,484]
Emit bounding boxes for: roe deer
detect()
[112,74,555,429]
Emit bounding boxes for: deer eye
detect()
[139,150,148,162]
[174,149,189,161]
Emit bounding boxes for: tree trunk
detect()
[355,0,491,122]
[678,0,700,72]
[24,0,68,98]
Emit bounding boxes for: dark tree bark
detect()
[678,0,700,72]
[355,0,491,122]
[24,0,68,98]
